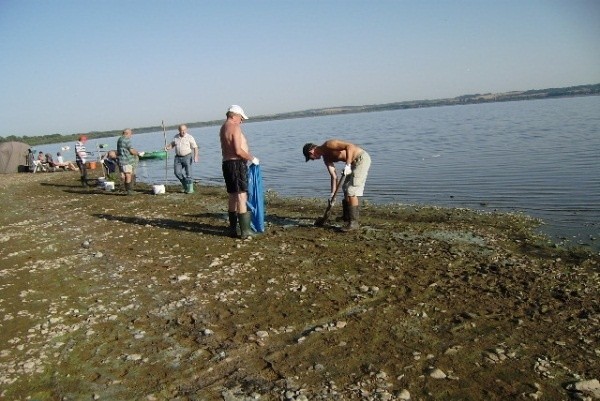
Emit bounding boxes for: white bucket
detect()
[104,181,115,191]
[97,177,106,187]
[152,184,165,195]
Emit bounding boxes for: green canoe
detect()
[139,150,167,160]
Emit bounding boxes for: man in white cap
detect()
[219,105,259,238]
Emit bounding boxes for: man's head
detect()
[122,129,132,137]
[226,105,249,120]
[178,125,187,136]
[78,135,87,142]
[303,143,318,162]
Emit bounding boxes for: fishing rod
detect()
[162,120,168,185]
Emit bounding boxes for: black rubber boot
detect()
[342,199,350,222]
[227,212,238,238]
[238,212,253,239]
[341,205,360,231]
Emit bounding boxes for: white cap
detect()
[227,104,249,120]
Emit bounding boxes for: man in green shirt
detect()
[117,129,144,195]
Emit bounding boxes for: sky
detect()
[1,0,599,137]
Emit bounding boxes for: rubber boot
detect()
[185,180,194,194]
[337,199,350,222]
[238,212,253,239]
[80,176,88,187]
[227,212,238,238]
[179,179,187,193]
[125,182,135,195]
[341,205,360,231]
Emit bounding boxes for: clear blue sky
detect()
[1,0,598,137]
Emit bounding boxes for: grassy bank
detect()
[0,172,598,400]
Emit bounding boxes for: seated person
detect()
[33,151,48,171]
[45,153,58,170]
[55,152,77,171]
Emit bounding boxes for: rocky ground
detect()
[0,171,598,401]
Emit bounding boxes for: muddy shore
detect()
[0,171,598,400]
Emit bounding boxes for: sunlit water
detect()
[36,96,600,251]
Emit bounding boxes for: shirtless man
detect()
[219,105,259,238]
[303,139,372,231]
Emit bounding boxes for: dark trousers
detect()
[77,160,87,182]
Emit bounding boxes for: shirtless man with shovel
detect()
[303,139,371,231]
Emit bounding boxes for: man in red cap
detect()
[75,135,89,187]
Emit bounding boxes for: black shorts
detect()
[222,159,248,193]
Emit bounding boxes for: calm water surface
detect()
[37,96,600,251]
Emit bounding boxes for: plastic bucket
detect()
[86,161,97,170]
[152,184,165,195]
[97,177,106,187]
[104,181,115,191]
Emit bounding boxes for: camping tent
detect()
[0,141,31,174]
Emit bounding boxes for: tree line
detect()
[2,83,598,147]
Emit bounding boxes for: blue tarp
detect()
[246,164,266,232]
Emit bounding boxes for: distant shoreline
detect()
[3,83,599,146]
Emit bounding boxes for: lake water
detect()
[35,96,600,252]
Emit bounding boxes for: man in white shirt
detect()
[165,124,199,194]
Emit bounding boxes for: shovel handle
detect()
[317,172,347,226]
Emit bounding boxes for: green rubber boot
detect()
[238,212,254,239]
[125,182,135,196]
[185,180,194,194]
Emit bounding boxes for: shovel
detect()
[315,173,346,227]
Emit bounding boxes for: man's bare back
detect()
[320,139,363,165]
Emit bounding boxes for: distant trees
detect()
[2,83,598,147]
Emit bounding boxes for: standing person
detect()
[75,135,88,186]
[28,149,44,172]
[164,124,199,194]
[219,105,259,239]
[117,129,144,195]
[303,139,371,231]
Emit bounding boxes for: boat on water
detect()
[139,150,167,160]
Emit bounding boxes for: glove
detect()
[251,157,260,165]
[343,164,352,175]
[138,151,145,157]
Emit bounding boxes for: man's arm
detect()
[326,162,337,194]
